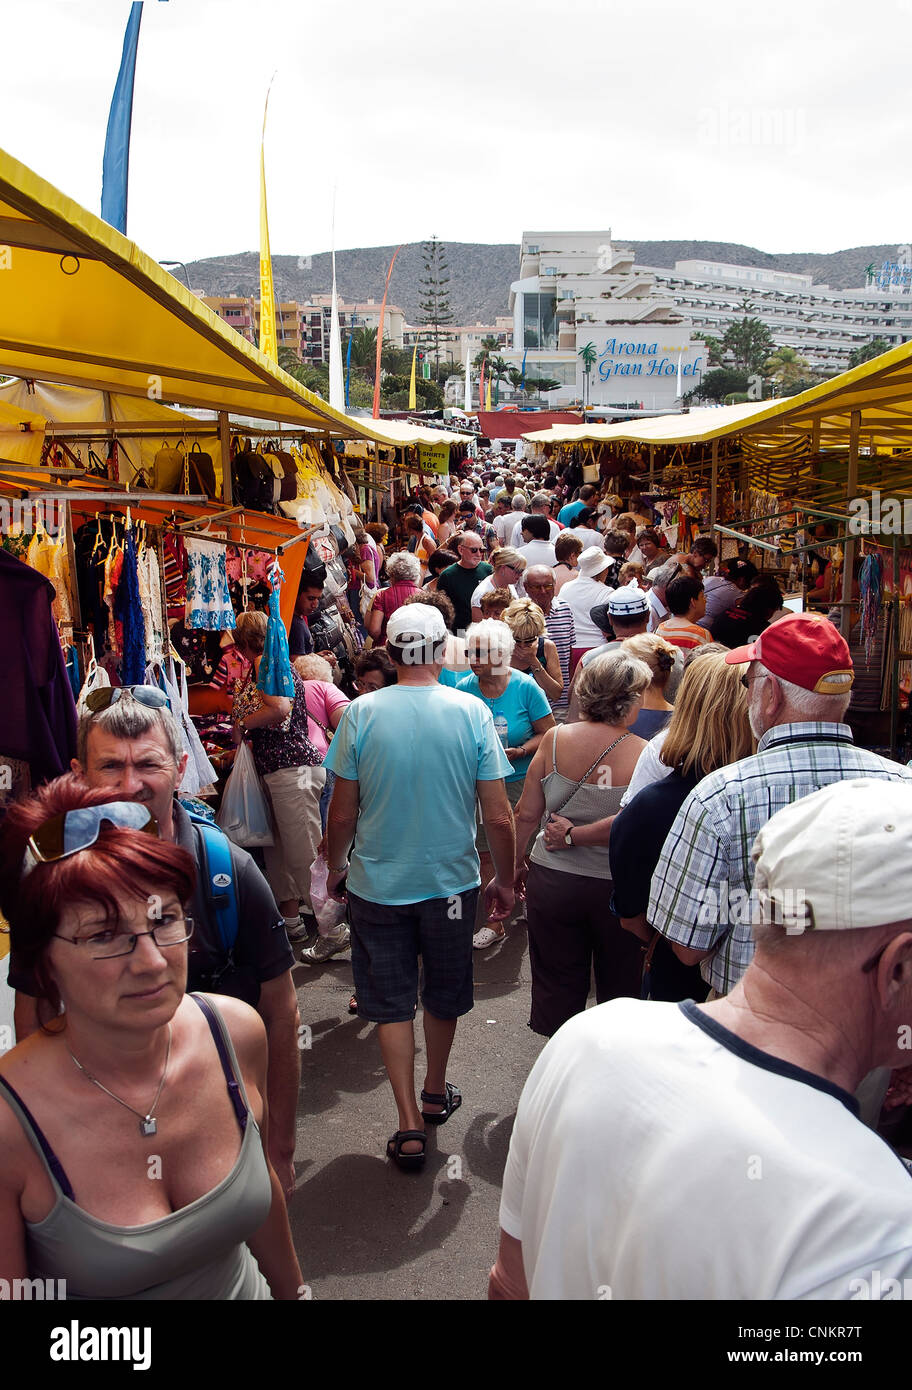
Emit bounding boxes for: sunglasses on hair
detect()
[23,803,159,876]
[85,685,170,714]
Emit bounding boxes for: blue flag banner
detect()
[520,348,527,389]
[101,2,144,234]
[345,334,354,410]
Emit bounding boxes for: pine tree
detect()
[418,236,454,379]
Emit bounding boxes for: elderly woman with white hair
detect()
[365,550,423,646]
[457,619,555,948]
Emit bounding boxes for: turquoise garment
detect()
[455,670,552,782]
[557,501,586,526]
[438,667,460,688]
[324,685,511,905]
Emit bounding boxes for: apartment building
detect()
[505,232,697,410]
[645,258,912,376]
[200,294,405,361]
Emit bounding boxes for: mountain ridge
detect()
[182,240,901,327]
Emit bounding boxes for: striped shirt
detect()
[544,601,575,710]
[647,722,912,994]
[655,617,712,650]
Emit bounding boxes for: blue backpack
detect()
[186,811,239,956]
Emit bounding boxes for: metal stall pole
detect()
[839,410,860,639]
[219,412,233,505]
[891,532,901,760]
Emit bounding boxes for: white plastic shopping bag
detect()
[310,853,348,937]
[216,742,274,847]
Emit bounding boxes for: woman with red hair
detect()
[0,775,302,1300]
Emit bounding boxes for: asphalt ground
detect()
[286,911,545,1301]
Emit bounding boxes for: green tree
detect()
[697,367,750,403]
[418,236,454,379]
[764,346,814,394]
[722,317,775,375]
[847,336,891,368]
[694,331,724,367]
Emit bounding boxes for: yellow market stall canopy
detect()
[0,147,386,439]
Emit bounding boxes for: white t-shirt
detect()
[565,526,605,552]
[517,538,557,569]
[556,575,613,647]
[492,513,514,546]
[508,517,561,548]
[500,998,912,1300]
[619,728,672,805]
[646,587,668,633]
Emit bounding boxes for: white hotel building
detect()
[505,232,912,409]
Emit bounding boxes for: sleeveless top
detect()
[529,725,627,880]
[0,994,273,1300]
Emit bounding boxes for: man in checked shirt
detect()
[648,613,912,1005]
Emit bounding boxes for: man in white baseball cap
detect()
[490,778,912,1299]
[323,603,515,1171]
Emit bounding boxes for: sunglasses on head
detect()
[85,685,170,715]
[23,803,160,878]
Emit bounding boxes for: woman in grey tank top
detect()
[512,651,652,1037]
[0,780,302,1300]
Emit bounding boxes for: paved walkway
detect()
[287,918,544,1300]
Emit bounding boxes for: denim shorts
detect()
[347,887,480,1023]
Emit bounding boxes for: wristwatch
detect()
[564,826,574,847]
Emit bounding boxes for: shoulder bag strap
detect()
[550,732,630,817]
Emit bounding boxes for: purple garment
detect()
[0,551,77,786]
[113,529,146,685]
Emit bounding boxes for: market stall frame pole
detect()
[891,531,900,760]
[709,437,718,547]
[840,410,861,639]
[219,411,233,504]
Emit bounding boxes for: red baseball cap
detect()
[724,613,854,694]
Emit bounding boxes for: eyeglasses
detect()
[740,670,767,691]
[85,685,170,715]
[514,637,538,646]
[54,914,194,960]
[355,678,383,693]
[23,803,159,877]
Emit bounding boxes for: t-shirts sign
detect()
[418,443,450,476]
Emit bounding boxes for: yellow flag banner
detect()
[418,442,449,475]
[409,345,418,410]
[258,142,277,362]
[485,375,492,411]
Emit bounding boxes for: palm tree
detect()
[763,345,813,395]
[578,341,597,407]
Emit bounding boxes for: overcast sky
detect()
[2,0,909,267]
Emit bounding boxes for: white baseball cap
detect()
[751,778,912,932]
[386,603,447,646]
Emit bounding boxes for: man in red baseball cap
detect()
[648,610,912,1028]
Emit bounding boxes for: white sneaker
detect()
[299,927,351,964]
[473,926,506,949]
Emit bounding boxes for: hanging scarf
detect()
[257,560,295,698]
[859,551,883,664]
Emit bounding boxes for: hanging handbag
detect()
[185,441,216,498]
[153,440,185,493]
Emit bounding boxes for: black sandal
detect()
[421,1082,462,1126]
[348,995,358,1015]
[386,1130,427,1171]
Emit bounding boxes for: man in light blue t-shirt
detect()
[557,484,597,527]
[323,605,515,1171]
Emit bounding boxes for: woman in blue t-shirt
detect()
[458,620,555,948]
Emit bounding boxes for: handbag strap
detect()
[550,728,631,817]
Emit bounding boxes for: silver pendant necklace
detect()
[68,1025,172,1137]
